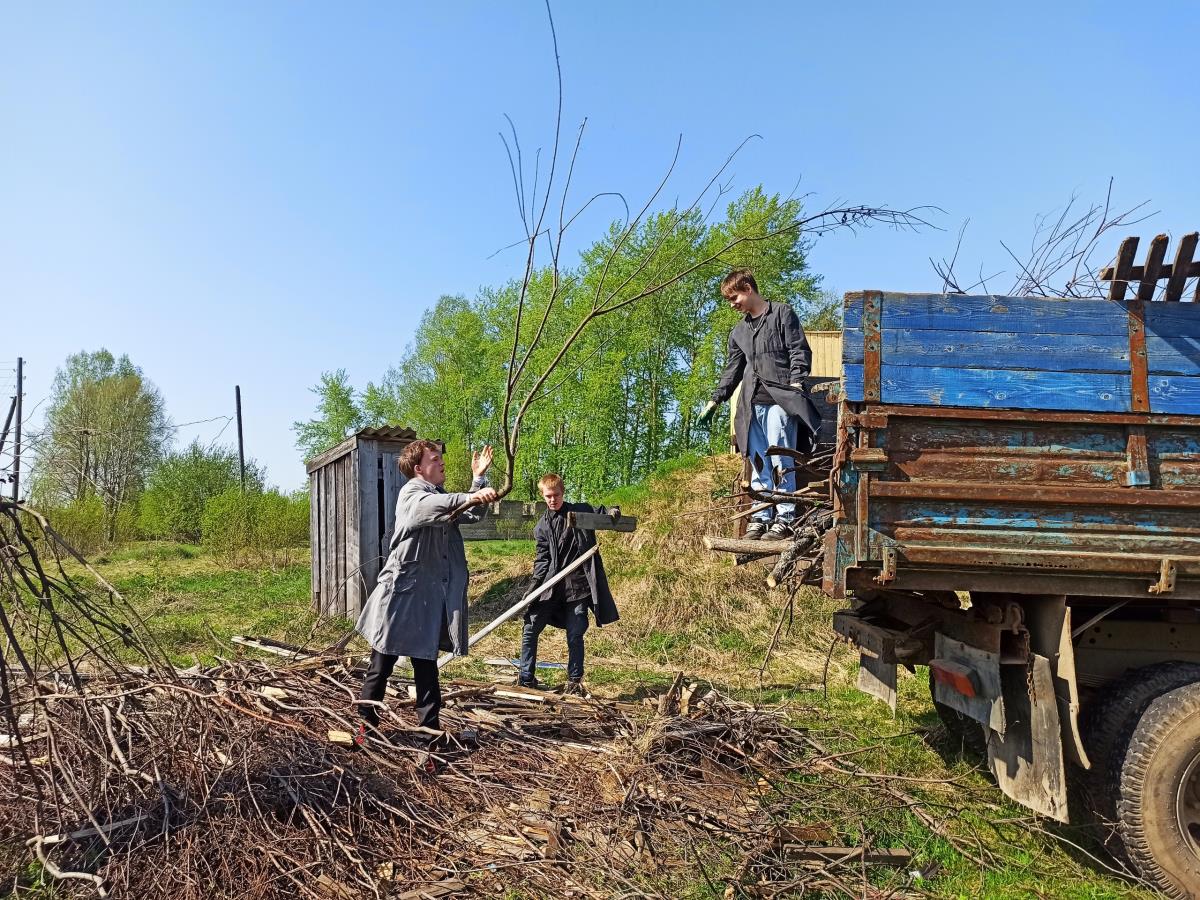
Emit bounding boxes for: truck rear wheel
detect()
[1080,662,1200,841]
[1114,678,1200,897]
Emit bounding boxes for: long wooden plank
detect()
[846,403,1200,428]
[346,449,362,618]
[566,510,637,532]
[870,479,1200,509]
[843,326,1129,372]
[875,503,1200,538]
[1143,303,1200,337]
[309,473,320,613]
[1137,235,1170,302]
[1100,259,1200,284]
[335,456,348,620]
[1166,233,1198,302]
[357,444,380,603]
[1107,237,1140,302]
[843,293,1129,336]
[323,464,336,620]
[1146,335,1200,376]
[843,364,1131,412]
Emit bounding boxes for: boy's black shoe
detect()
[744,521,768,541]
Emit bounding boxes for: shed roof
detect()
[305,425,418,473]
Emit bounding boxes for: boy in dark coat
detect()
[518,473,619,694]
[698,268,821,540]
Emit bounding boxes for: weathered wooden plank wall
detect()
[841,292,1200,415]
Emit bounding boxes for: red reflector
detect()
[931,662,978,698]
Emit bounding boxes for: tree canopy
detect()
[31,350,171,537]
[296,187,828,499]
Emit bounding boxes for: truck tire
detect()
[1113,678,1200,897]
[1081,663,1200,847]
[929,671,987,759]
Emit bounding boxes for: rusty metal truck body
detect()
[826,284,1200,895]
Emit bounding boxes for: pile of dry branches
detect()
[5,499,948,900]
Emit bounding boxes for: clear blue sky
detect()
[4,1,1198,489]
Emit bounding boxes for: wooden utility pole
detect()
[12,358,22,501]
[235,385,246,491]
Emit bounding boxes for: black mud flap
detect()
[857,652,897,711]
[987,653,1069,823]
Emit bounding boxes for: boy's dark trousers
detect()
[358,650,441,730]
[518,601,589,684]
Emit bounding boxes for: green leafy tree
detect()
[292,370,365,461]
[294,184,901,501]
[138,441,265,542]
[31,350,171,540]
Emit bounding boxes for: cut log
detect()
[704,535,793,554]
[734,551,779,566]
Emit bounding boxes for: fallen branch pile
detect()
[1,499,1098,898]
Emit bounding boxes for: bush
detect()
[201,488,308,567]
[139,442,264,542]
[43,495,108,557]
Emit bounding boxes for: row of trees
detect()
[295,187,840,498]
[28,351,307,559]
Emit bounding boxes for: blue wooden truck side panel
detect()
[841,293,1200,415]
[831,292,1200,597]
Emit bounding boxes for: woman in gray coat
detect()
[355,439,496,744]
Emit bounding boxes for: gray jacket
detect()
[711,300,821,455]
[355,475,487,660]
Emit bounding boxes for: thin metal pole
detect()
[235,385,246,491]
[12,357,22,501]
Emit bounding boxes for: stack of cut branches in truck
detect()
[704,443,836,589]
[0,499,1076,899]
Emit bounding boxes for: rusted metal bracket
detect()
[862,291,883,402]
[849,447,888,471]
[1149,558,1177,595]
[874,546,897,585]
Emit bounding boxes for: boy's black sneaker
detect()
[744,521,768,541]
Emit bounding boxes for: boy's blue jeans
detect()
[518,601,589,683]
[747,403,798,524]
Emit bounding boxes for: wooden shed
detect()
[306,426,417,621]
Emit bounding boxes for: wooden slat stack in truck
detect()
[827,234,1200,896]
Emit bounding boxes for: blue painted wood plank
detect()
[849,293,1130,336]
[1149,376,1200,415]
[1147,334,1200,376]
[843,297,863,330]
[1144,304,1200,339]
[844,363,864,400]
[843,363,1130,411]
[843,327,1128,373]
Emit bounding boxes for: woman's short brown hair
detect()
[721,268,757,297]
[398,439,442,479]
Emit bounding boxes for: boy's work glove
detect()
[697,401,718,428]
